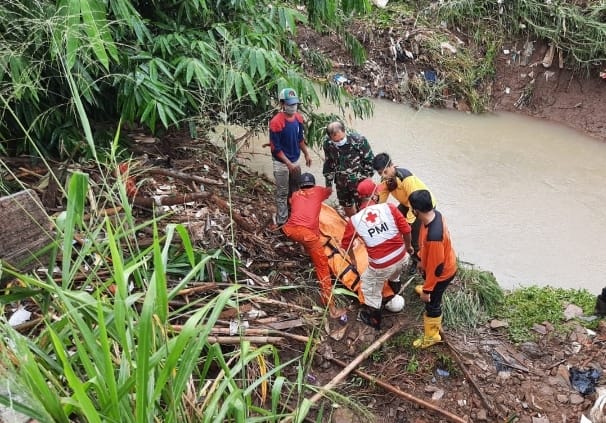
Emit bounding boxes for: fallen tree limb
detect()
[209,327,313,344]
[281,322,404,423]
[329,357,468,423]
[132,192,210,207]
[209,194,256,233]
[207,335,283,344]
[147,168,223,186]
[443,337,504,418]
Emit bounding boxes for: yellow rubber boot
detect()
[413,314,442,348]
[414,285,424,295]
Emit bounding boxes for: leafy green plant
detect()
[435,352,459,377]
[497,285,596,343]
[405,354,420,373]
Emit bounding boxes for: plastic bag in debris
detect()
[569,367,602,395]
[333,74,350,85]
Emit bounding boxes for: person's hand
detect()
[419,292,431,303]
[287,162,299,173]
[304,152,312,167]
[385,177,397,191]
[407,246,414,256]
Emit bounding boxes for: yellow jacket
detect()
[378,168,436,223]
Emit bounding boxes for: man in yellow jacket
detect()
[372,153,435,274]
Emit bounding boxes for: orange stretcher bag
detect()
[319,204,395,304]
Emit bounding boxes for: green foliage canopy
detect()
[0,0,373,157]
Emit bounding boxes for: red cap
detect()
[357,178,376,197]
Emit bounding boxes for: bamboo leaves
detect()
[58,0,118,71]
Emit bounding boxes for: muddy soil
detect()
[3,128,605,422]
[297,25,606,141]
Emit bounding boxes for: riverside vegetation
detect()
[0,0,605,422]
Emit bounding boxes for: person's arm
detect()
[377,181,389,204]
[299,141,312,167]
[321,186,333,200]
[297,116,312,167]
[322,141,335,187]
[389,204,413,255]
[359,136,375,177]
[341,222,358,266]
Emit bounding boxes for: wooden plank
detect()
[0,190,53,273]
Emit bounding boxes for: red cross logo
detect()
[365,211,378,223]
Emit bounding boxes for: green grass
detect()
[496,285,597,343]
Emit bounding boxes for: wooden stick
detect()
[147,168,223,186]
[281,322,404,423]
[207,336,283,344]
[209,194,256,233]
[329,357,468,423]
[209,327,313,344]
[132,192,211,207]
[443,337,502,418]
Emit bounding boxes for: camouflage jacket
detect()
[322,132,375,189]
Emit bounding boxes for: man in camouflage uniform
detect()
[322,121,375,217]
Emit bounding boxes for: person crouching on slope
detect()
[409,189,458,348]
[341,178,414,330]
[282,173,345,318]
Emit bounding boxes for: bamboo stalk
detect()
[207,336,283,344]
[147,168,223,186]
[329,357,467,423]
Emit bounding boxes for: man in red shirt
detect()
[341,178,414,330]
[282,173,344,318]
[409,189,457,348]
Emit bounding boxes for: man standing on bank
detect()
[409,189,457,348]
[269,88,312,227]
[372,152,436,274]
[322,121,375,217]
[341,178,414,330]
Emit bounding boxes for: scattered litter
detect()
[503,49,510,55]
[569,367,602,395]
[436,368,450,377]
[333,74,350,86]
[439,42,457,55]
[8,306,31,327]
[229,319,249,336]
[339,313,348,325]
[306,373,317,385]
[421,70,437,84]
[505,87,511,94]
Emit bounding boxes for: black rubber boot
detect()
[388,279,401,295]
[595,287,606,317]
[357,306,382,330]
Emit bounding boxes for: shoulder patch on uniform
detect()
[426,211,444,242]
[396,167,413,180]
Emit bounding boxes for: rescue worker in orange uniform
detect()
[282,173,345,318]
[409,189,457,348]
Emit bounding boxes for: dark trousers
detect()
[426,274,455,317]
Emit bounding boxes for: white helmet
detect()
[385,294,405,312]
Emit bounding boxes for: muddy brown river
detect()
[240,100,606,294]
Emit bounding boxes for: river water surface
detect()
[241,100,606,294]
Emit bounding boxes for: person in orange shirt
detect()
[409,189,457,348]
[282,173,344,318]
